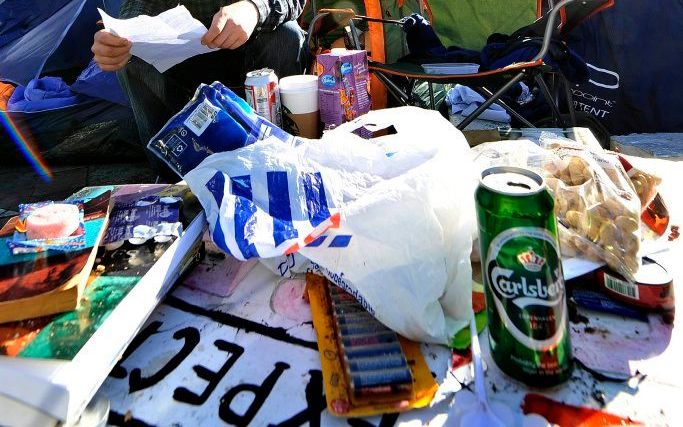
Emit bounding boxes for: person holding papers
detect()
[91,0,305,179]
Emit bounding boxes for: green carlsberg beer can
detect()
[476,166,572,387]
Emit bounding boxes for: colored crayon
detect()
[339,322,392,336]
[342,342,404,358]
[331,299,364,310]
[335,311,377,324]
[330,291,358,303]
[342,331,398,347]
[350,367,413,393]
[346,353,408,372]
[333,303,367,315]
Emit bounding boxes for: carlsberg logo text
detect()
[491,266,564,303]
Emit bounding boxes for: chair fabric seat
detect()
[368,59,546,85]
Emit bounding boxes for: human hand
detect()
[201,1,259,49]
[92,30,132,71]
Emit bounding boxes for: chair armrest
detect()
[532,0,576,61]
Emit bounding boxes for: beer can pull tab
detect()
[481,169,543,195]
[507,179,532,190]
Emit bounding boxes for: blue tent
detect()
[0,0,127,85]
[0,0,140,165]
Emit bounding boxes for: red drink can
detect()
[597,257,674,311]
[244,68,281,127]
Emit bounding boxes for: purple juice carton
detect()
[317,49,371,131]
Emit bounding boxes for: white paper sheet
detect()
[562,256,604,280]
[98,6,217,73]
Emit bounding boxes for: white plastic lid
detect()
[279,75,318,93]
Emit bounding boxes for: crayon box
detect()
[316,50,371,130]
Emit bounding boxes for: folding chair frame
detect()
[308,0,612,131]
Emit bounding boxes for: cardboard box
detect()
[462,127,609,148]
[316,50,371,130]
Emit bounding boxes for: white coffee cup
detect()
[279,75,320,138]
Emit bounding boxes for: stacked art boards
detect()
[0,184,206,425]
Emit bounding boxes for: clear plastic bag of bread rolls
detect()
[630,167,662,210]
[615,156,663,211]
[472,134,642,281]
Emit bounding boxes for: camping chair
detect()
[307,0,614,130]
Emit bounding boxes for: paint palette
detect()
[307,274,438,417]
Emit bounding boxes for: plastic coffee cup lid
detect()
[279,75,318,93]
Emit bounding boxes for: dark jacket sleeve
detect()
[248,0,305,32]
[119,0,172,19]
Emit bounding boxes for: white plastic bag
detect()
[185,107,478,344]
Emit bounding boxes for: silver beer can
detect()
[244,68,282,127]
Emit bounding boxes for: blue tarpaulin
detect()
[0,0,97,86]
[0,0,137,165]
[0,0,73,49]
[567,0,683,134]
